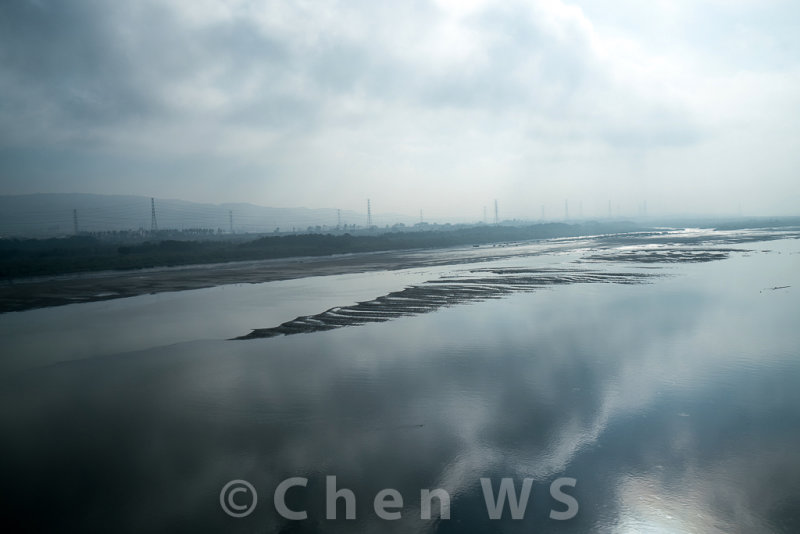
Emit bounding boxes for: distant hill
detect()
[0,193,393,237]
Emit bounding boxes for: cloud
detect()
[0,0,798,216]
[0,1,696,144]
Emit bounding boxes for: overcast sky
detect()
[1,0,798,220]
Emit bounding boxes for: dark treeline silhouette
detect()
[0,221,646,279]
[7,216,798,279]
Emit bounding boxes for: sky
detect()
[1,0,799,221]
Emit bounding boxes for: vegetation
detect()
[1,221,644,279]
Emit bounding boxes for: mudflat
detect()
[0,243,562,313]
[2,227,796,314]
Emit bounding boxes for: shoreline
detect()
[0,240,569,314]
[3,227,796,314]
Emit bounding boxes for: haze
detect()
[1,0,799,220]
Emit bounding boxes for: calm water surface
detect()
[1,236,799,533]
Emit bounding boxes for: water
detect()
[1,235,799,532]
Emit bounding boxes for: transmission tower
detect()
[337,209,341,230]
[367,199,372,228]
[229,210,234,234]
[483,206,487,224]
[494,199,499,225]
[150,198,158,232]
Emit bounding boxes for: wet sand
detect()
[2,227,797,314]
[0,245,562,313]
[237,268,655,339]
[235,227,800,340]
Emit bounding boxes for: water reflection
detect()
[0,240,799,532]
